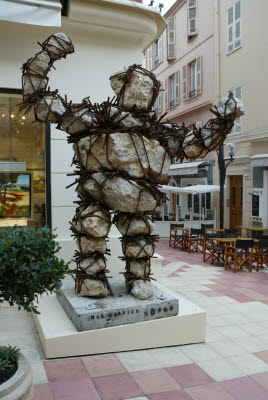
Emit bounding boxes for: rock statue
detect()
[21,33,244,300]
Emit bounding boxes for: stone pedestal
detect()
[57,277,179,332]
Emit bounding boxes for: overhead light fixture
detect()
[22,116,26,120]
[11,114,14,118]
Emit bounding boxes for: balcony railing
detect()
[169,99,176,107]
[189,89,197,99]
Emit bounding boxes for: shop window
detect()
[0,92,49,229]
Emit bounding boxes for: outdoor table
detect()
[237,225,268,238]
[205,228,224,233]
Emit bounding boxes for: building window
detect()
[0,91,49,228]
[187,0,198,38]
[183,56,202,100]
[170,75,176,107]
[155,39,159,59]
[165,72,180,109]
[230,85,242,133]
[227,0,242,54]
[189,61,196,98]
[155,82,163,114]
[167,16,176,60]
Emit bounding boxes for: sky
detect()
[14,174,30,187]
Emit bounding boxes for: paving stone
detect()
[220,376,268,400]
[132,368,181,394]
[147,390,193,399]
[165,364,214,389]
[50,378,101,400]
[33,383,53,400]
[44,358,88,382]
[82,354,127,377]
[93,373,143,400]
[185,382,236,400]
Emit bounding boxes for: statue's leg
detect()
[115,212,155,299]
[71,202,113,298]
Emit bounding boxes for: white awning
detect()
[169,161,206,176]
[0,0,62,26]
[251,154,268,167]
[159,184,221,195]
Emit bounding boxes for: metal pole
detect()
[218,146,225,229]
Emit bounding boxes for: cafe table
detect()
[237,225,268,237]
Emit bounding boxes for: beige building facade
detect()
[217,0,268,230]
[146,0,268,231]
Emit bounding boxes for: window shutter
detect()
[148,46,153,70]
[234,0,241,49]
[165,79,168,109]
[175,70,180,104]
[167,16,176,60]
[227,0,241,54]
[187,0,198,37]
[158,81,163,113]
[196,56,202,95]
[182,65,188,101]
[159,35,163,63]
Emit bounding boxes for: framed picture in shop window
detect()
[0,172,31,219]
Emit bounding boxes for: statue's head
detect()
[110,65,160,112]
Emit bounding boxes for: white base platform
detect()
[33,282,206,359]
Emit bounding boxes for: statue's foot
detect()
[131,279,153,300]
[79,278,108,298]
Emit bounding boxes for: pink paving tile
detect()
[185,382,235,400]
[220,376,268,400]
[229,294,255,303]
[92,373,143,400]
[250,372,268,390]
[147,390,193,400]
[165,364,214,389]
[44,358,88,382]
[33,383,53,400]
[82,355,126,377]
[132,368,181,394]
[50,378,101,400]
[253,350,268,363]
[169,272,181,277]
[261,300,268,305]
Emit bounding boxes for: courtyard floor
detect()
[1,238,268,399]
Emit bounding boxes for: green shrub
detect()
[0,226,71,313]
[0,346,20,381]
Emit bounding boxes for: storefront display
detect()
[0,93,48,228]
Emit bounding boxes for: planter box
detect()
[0,354,33,400]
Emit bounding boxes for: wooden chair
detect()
[187,228,205,253]
[169,223,184,248]
[256,236,268,271]
[203,234,225,264]
[201,223,214,231]
[224,228,238,238]
[225,239,255,273]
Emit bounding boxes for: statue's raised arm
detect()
[158,93,244,161]
[21,33,74,125]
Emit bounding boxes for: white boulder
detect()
[110,68,155,111]
[131,280,153,300]
[42,32,73,60]
[73,204,110,238]
[74,133,171,180]
[80,173,157,212]
[61,107,95,134]
[217,97,244,119]
[123,237,154,258]
[35,95,66,123]
[79,279,108,298]
[114,213,154,236]
[129,259,150,279]
[80,256,106,275]
[77,236,107,254]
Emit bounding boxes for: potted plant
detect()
[0,226,71,399]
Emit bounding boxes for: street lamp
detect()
[218,143,235,229]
